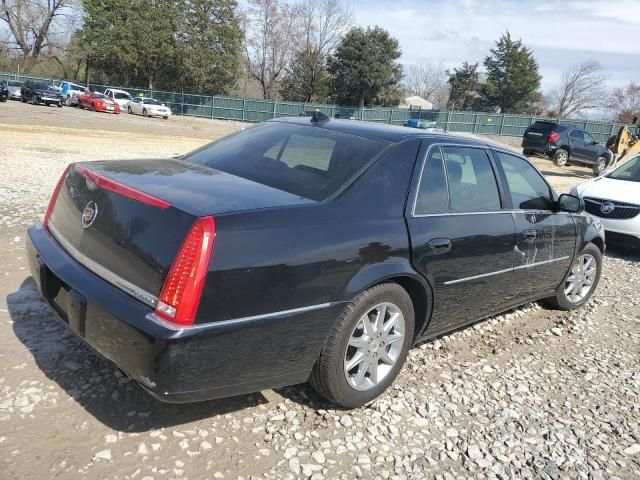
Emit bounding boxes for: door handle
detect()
[427,238,452,254]
[522,229,537,240]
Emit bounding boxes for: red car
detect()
[78,92,120,114]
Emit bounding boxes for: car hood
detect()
[576,176,640,204]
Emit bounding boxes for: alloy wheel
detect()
[343,302,405,391]
[556,151,568,165]
[564,254,597,303]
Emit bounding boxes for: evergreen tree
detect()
[479,32,541,113]
[446,62,481,111]
[327,26,403,107]
[177,0,243,94]
[281,50,330,103]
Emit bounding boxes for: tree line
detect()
[1,0,638,122]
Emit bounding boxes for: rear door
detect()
[568,128,588,160]
[407,143,518,335]
[491,150,576,299]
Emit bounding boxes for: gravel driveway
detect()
[1,101,639,479]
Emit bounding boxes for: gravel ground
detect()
[1,101,639,480]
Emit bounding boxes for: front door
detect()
[491,150,576,299]
[407,143,517,336]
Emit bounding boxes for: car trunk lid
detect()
[46,160,312,302]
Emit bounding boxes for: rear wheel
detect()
[163,116,169,120]
[553,149,569,167]
[128,106,133,114]
[543,243,602,310]
[592,156,608,176]
[90,104,96,112]
[143,108,148,117]
[65,95,72,106]
[309,283,414,408]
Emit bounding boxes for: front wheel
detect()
[309,283,414,408]
[143,108,148,117]
[128,106,133,114]
[543,243,602,311]
[553,149,569,167]
[592,156,608,176]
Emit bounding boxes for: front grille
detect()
[584,197,640,220]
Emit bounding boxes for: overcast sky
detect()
[350,0,640,93]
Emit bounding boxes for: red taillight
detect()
[76,165,170,209]
[155,216,215,326]
[548,132,560,143]
[43,164,71,230]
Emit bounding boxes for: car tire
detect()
[163,116,168,120]
[309,282,415,408]
[143,108,148,117]
[592,156,608,176]
[523,149,532,156]
[553,149,569,167]
[57,102,62,108]
[65,96,72,107]
[21,96,26,103]
[128,106,133,114]
[543,243,602,311]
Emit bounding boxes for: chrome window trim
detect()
[146,302,335,332]
[48,223,159,308]
[444,256,571,286]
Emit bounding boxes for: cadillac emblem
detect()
[600,201,615,215]
[81,201,98,228]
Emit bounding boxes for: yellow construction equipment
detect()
[608,116,640,170]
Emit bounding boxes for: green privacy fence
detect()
[3,71,638,143]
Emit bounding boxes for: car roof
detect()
[270,116,499,147]
[109,88,130,94]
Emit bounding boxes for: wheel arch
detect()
[343,262,434,340]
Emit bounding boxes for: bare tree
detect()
[294,0,352,56]
[403,60,450,108]
[608,82,640,124]
[244,0,296,99]
[549,60,609,118]
[0,0,76,71]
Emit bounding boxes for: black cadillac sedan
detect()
[27,115,604,408]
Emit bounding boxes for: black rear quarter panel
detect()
[195,138,422,324]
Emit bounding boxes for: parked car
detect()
[522,121,611,175]
[60,81,87,106]
[27,116,604,408]
[104,88,133,110]
[21,80,62,107]
[0,83,7,102]
[78,92,120,113]
[127,97,171,119]
[571,154,640,248]
[405,119,444,132]
[3,80,22,100]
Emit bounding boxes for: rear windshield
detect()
[529,121,557,132]
[184,122,388,201]
[143,99,160,105]
[607,155,640,182]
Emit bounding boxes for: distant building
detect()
[400,95,433,110]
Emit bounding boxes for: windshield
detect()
[34,82,50,90]
[92,93,108,99]
[7,81,21,87]
[184,122,388,201]
[143,98,160,105]
[114,92,131,99]
[607,155,640,182]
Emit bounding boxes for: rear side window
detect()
[415,149,448,215]
[494,151,554,210]
[569,129,583,139]
[415,146,501,214]
[442,147,501,212]
[184,122,388,201]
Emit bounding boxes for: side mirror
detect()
[557,193,584,213]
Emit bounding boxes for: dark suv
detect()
[21,80,62,107]
[522,121,611,175]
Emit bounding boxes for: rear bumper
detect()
[27,224,341,403]
[521,140,552,155]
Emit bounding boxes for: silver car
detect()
[3,80,22,100]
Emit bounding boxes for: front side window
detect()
[442,147,501,212]
[495,151,554,210]
[583,132,595,144]
[185,122,388,201]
